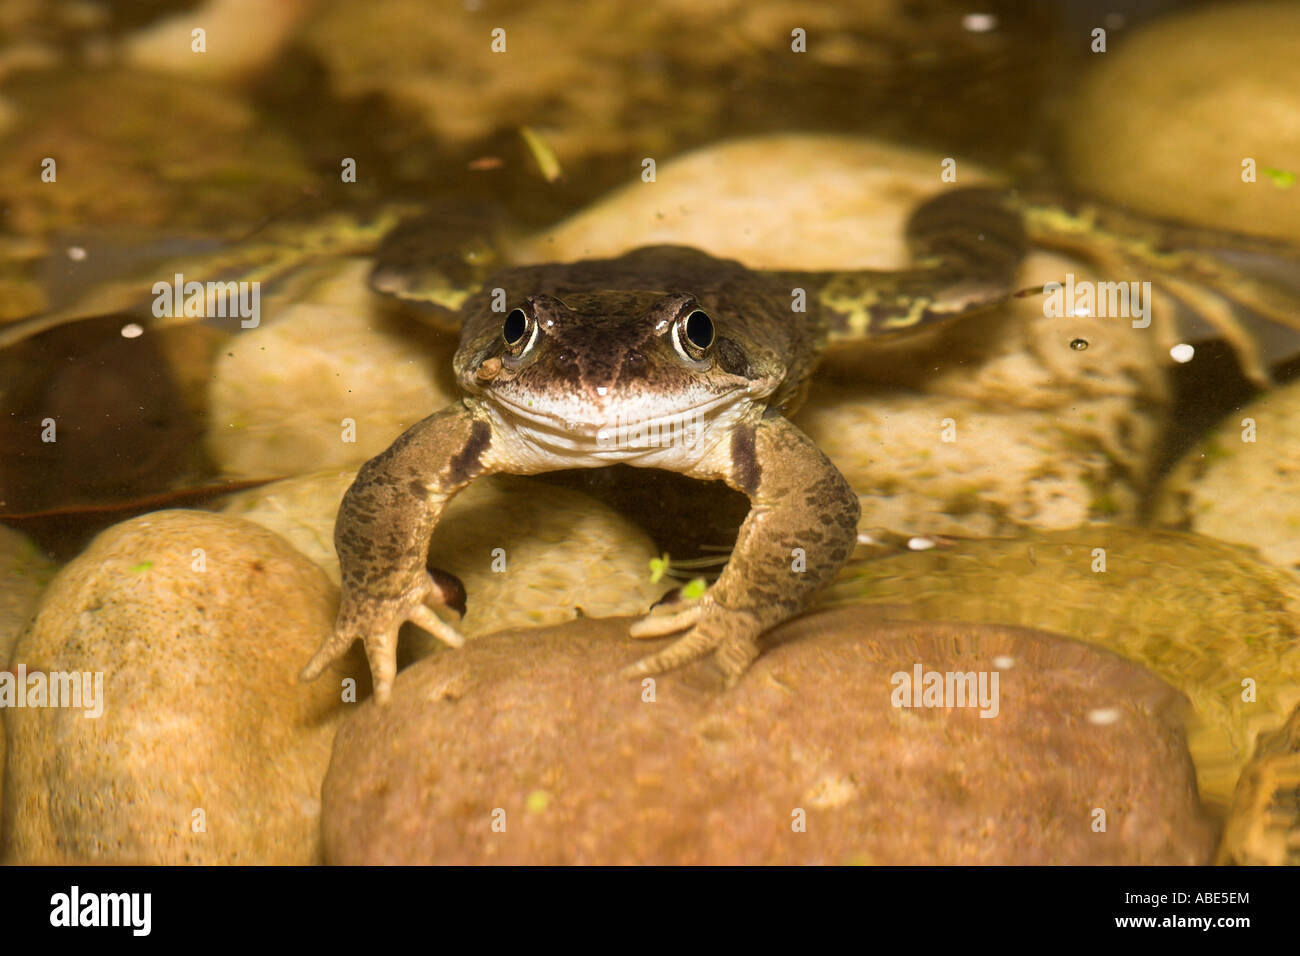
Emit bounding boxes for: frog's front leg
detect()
[623,414,860,682]
[300,400,497,703]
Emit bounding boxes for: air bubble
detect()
[961,13,998,32]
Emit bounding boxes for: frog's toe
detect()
[408,603,466,649]
[621,607,762,682]
[629,603,701,639]
[301,570,468,705]
[619,627,718,679]
[713,631,762,684]
[362,625,402,706]
[299,616,402,704]
[406,569,469,648]
[299,626,354,684]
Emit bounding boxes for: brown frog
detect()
[300,187,1027,702]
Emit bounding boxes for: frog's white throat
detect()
[483,389,756,469]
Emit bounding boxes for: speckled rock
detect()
[822,528,1300,818]
[320,610,1216,865]
[518,133,1000,268]
[0,513,55,842]
[1,510,364,864]
[1063,1,1300,242]
[206,260,459,478]
[798,390,1137,536]
[0,524,54,666]
[220,472,664,640]
[795,251,1160,535]
[1154,379,1300,571]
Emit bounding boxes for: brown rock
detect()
[1063,0,1300,243]
[821,529,1300,818]
[1155,378,1300,571]
[0,524,54,666]
[0,524,54,849]
[321,609,1217,864]
[1,510,364,864]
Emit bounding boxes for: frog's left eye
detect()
[502,306,540,357]
[672,309,714,362]
[503,308,528,344]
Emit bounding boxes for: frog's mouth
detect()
[485,387,753,458]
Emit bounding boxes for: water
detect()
[0,0,1297,868]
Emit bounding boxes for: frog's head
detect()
[453,283,784,458]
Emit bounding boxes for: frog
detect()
[300,186,1029,703]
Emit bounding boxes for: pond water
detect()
[0,0,1297,868]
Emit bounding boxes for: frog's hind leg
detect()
[794,186,1029,346]
[367,200,513,331]
[1020,194,1300,386]
[1151,270,1273,386]
[1218,703,1300,865]
[0,205,412,351]
[1155,249,1300,386]
[1023,235,1276,385]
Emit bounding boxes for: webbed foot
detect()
[621,597,762,684]
[300,568,466,705]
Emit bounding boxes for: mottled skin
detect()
[302,188,1026,703]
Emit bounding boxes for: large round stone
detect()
[1062,1,1300,241]
[321,610,1216,864]
[1155,378,1300,571]
[1,510,364,864]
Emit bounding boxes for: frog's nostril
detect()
[625,348,646,366]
